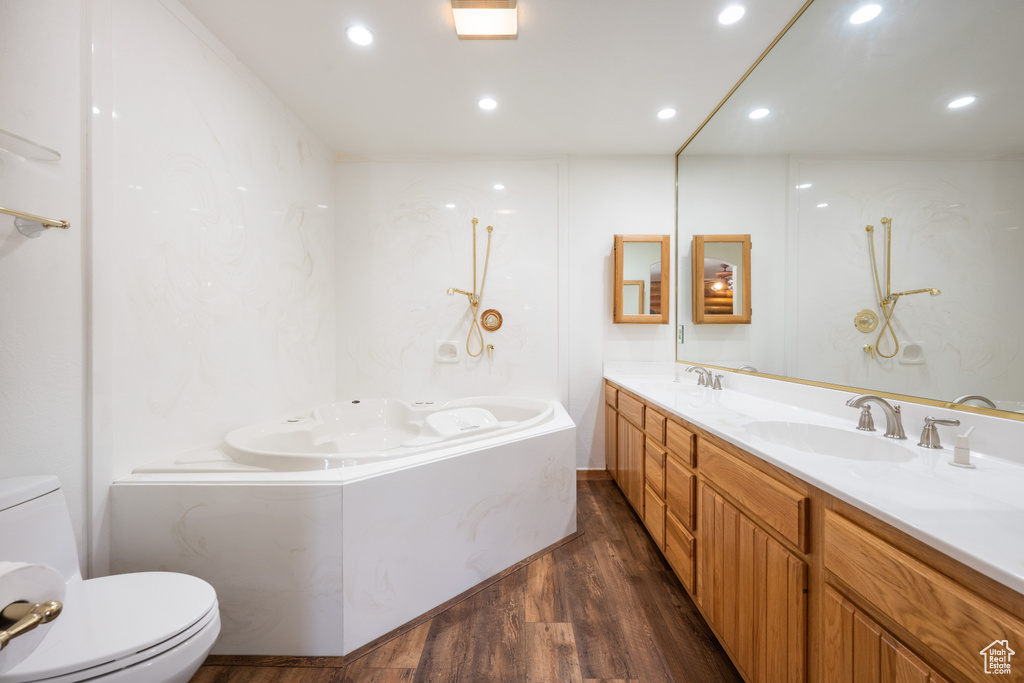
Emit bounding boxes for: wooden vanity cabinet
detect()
[603,378,1024,683]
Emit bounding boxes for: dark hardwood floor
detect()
[189,478,742,683]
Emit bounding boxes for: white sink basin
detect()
[744,421,916,462]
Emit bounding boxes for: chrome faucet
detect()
[953,394,997,410]
[846,394,906,439]
[686,366,712,387]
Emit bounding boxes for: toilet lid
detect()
[2,572,217,683]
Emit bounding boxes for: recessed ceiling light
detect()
[718,5,746,24]
[478,97,498,111]
[317,204,328,209]
[796,183,812,189]
[346,25,373,46]
[657,107,677,120]
[493,184,505,190]
[817,203,829,208]
[445,203,456,209]
[849,4,882,24]
[948,95,976,109]
[748,107,770,119]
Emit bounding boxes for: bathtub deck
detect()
[190,478,741,683]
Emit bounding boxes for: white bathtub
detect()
[110,397,576,656]
[221,396,555,471]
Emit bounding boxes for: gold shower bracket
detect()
[861,217,941,360]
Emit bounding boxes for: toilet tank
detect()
[0,476,82,581]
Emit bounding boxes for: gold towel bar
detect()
[0,205,70,230]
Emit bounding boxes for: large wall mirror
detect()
[676,0,1024,419]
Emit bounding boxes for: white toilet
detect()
[0,476,220,683]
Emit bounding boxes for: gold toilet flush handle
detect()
[0,600,63,650]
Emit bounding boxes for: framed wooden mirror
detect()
[692,234,751,324]
[613,234,670,324]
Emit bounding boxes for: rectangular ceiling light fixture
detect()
[451,0,518,40]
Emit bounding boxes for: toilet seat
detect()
[1,572,218,683]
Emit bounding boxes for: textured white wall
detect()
[0,0,86,563]
[96,0,337,480]
[567,156,676,470]
[334,159,564,402]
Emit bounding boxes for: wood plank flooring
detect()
[189,479,742,683]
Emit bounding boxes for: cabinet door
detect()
[665,509,695,594]
[644,484,666,549]
[605,404,618,481]
[822,585,950,683]
[699,482,807,683]
[617,415,645,515]
[665,452,695,530]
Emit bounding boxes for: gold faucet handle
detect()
[0,600,63,650]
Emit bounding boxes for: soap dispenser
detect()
[949,426,976,469]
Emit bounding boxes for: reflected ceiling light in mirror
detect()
[718,5,746,25]
[657,107,677,120]
[796,183,812,189]
[478,96,498,110]
[817,202,829,208]
[445,203,456,209]
[493,183,505,190]
[346,25,373,45]
[748,107,770,119]
[948,95,976,109]
[849,4,882,24]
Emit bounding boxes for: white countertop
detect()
[605,363,1024,596]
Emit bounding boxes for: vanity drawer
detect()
[825,510,1024,683]
[644,406,666,444]
[665,509,695,594]
[644,484,666,550]
[665,452,695,530]
[699,440,809,551]
[617,392,644,428]
[644,441,666,497]
[666,421,694,467]
[604,382,617,408]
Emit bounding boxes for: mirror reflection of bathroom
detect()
[622,242,663,315]
[702,242,743,316]
[622,281,645,315]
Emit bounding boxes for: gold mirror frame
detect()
[692,235,751,325]
[613,234,670,324]
[672,0,1024,424]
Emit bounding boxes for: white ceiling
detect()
[177,0,809,158]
